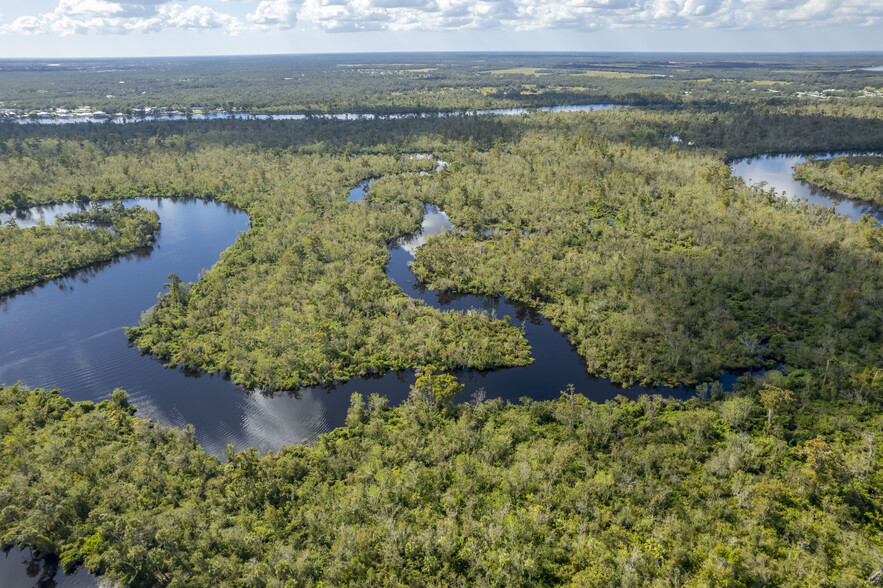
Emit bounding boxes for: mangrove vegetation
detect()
[0,375,880,586]
[1,53,883,586]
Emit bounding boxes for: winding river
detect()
[730,152,883,222]
[1,146,881,584]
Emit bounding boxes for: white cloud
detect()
[57,0,126,16]
[160,4,243,31]
[247,0,298,29]
[0,2,247,35]
[0,0,879,36]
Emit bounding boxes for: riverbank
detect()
[2,378,879,587]
[793,156,883,206]
[0,203,159,297]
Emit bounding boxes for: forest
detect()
[1,109,881,391]
[0,53,882,586]
[0,202,159,296]
[410,124,883,387]
[1,53,881,118]
[0,374,880,586]
[794,156,883,204]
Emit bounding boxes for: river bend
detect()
[1,149,880,586]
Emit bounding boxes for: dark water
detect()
[385,203,660,400]
[0,198,336,460]
[6,104,621,125]
[0,151,874,586]
[3,154,871,457]
[0,548,98,588]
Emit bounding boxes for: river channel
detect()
[730,152,883,222]
[1,147,880,584]
[5,103,620,125]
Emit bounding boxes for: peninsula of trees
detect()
[0,202,159,296]
[794,156,883,204]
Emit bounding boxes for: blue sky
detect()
[0,0,880,58]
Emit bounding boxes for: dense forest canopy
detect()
[411,124,883,387]
[0,53,882,586]
[1,108,881,391]
[1,376,880,587]
[794,156,883,204]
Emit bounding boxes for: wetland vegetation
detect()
[1,376,880,587]
[794,156,883,204]
[0,202,159,296]
[0,53,882,586]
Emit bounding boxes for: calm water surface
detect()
[730,152,883,223]
[0,548,99,588]
[1,150,877,586]
[0,198,334,459]
[7,104,621,125]
[4,153,876,457]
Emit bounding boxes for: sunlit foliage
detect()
[794,156,883,204]
[0,378,879,586]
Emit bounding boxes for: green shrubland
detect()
[0,377,879,586]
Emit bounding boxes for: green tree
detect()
[411,366,463,414]
[757,384,795,425]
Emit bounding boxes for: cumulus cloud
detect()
[161,4,243,31]
[0,1,247,35]
[0,0,879,36]
[247,0,298,29]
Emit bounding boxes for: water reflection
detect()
[382,204,676,402]
[730,152,883,223]
[0,548,99,588]
[7,104,622,126]
[3,153,874,463]
[4,149,873,586]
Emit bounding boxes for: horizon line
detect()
[1,49,883,61]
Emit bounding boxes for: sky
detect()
[0,0,879,58]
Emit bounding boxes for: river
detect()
[730,152,883,222]
[1,147,880,585]
[4,104,621,125]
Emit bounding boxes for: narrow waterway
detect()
[3,152,878,459]
[1,148,878,586]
